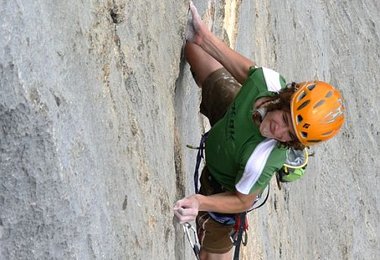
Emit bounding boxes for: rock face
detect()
[235,1,380,260]
[0,0,379,260]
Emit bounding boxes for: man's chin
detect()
[260,130,272,139]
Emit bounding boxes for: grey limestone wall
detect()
[1,0,379,260]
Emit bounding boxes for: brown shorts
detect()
[197,211,234,254]
[200,68,241,126]
[196,167,235,254]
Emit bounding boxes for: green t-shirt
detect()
[205,67,288,194]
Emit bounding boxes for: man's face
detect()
[259,110,297,142]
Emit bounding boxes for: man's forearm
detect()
[195,191,258,214]
[200,30,255,84]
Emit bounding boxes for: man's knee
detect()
[199,248,233,260]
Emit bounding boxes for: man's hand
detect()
[173,190,259,224]
[185,1,207,45]
[173,194,200,223]
[185,1,254,84]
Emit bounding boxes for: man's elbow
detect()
[237,192,258,211]
[242,199,256,211]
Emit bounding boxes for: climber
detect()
[174,2,345,259]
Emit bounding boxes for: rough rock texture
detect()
[0,0,379,260]
[1,1,188,259]
[235,1,380,259]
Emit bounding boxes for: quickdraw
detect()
[231,212,248,260]
[182,222,200,260]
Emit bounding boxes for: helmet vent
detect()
[313,99,325,109]
[325,91,333,98]
[297,100,310,110]
[297,115,303,123]
[308,139,321,143]
[307,84,316,91]
[301,131,308,138]
[297,91,307,102]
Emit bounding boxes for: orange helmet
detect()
[290,81,345,146]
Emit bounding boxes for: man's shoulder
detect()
[247,66,287,92]
[240,141,287,171]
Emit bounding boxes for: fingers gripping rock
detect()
[185,1,202,42]
[173,195,200,223]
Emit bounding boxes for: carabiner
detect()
[183,222,200,260]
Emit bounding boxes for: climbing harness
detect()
[184,133,309,259]
[186,131,252,260]
[186,132,208,194]
[182,222,200,260]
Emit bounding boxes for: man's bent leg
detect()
[200,68,241,126]
[200,248,233,260]
[184,42,223,87]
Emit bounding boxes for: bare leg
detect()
[200,248,233,260]
[184,42,223,87]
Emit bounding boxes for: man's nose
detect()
[275,125,287,140]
